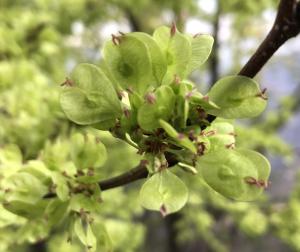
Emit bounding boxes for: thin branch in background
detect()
[209,0,221,86]
[239,0,300,78]
[125,7,141,32]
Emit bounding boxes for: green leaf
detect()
[21,160,52,185]
[189,92,220,110]
[159,119,197,153]
[138,86,175,131]
[236,149,271,199]
[207,76,267,118]
[103,35,153,94]
[174,95,189,128]
[139,169,188,216]
[0,144,22,165]
[74,218,87,246]
[44,199,69,227]
[197,149,270,201]
[91,222,113,252]
[3,172,48,204]
[70,192,102,213]
[70,133,107,169]
[128,32,167,85]
[202,122,236,151]
[153,26,192,84]
[74,218,98,251]
[51,171,70,201]
[60,63,122,126]
[186,34,214,74]
[3,200,48,219]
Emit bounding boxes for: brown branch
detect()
[99,161,148,190]
[99,153,178,191]
[239,0,300,77]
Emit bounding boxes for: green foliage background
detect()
[0,0,300,251]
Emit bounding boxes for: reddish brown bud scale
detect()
[117,90,125,100]
[123,108,130,118]
[185,91,194,100]
[177,133,185,140]
[160,204,168,217]
[60,77,74,87]
[256,88,268,100]
[225,143,235,149]
[173,74,181,85]
[170,22,177,37]
[144,92,156,104]
[244,176,270,189]
[111,34,122,45]
[201,130,217,137]
[196,142,206,156]
[202,96,209,102]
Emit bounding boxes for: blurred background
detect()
[1,0,300,251]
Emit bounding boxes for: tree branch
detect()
[99,153,178,191]
[239,0,300,77]
[99,161,148,190]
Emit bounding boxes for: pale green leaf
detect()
[139,169,188,215]
[207,76,267,118]
[186,34,214,74]
[60,63,122,126]
[103,35,153,94]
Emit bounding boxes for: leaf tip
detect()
[60,77,74,87]
[144,92,156,104]
[170,22,177,37]
[256,88,268,100]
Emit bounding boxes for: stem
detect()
[99,153,178,191]
[239,0,300,78]
[209,0,221,86]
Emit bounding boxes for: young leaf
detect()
[197,148,270,201]
[207,76,267,118]
[153,26,192,84]
[202,121,236,151]
[70,133,107,170]
[90,222,113,252]
[128,32,167,85]
[103,35,153,94]
[60,63,122,126]
[69,193,101,213]
[159,119,197,153]
[236,149,271,199]
[44,199,69,227]
[3,172,49,204]
[138,86,175,131]
[3,200,48,219]
[139,169,188,216]
[51,171,70,201]
[74,217,97,251]
[186,34,214,74]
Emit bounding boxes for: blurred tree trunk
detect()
[125,8,141,32]
[173,0,186,31]
[210,0,221,86]
[164,213,182,252]
[29,240,47,252]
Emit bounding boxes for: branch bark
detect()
[239,0,300,77]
